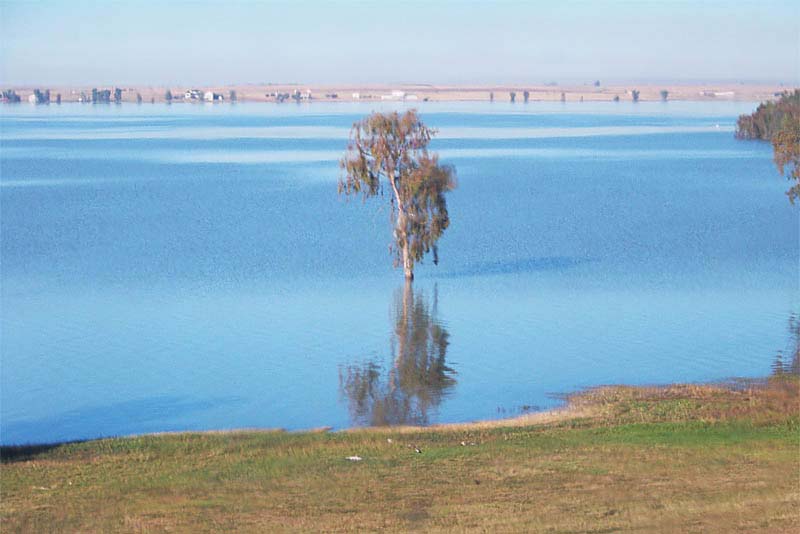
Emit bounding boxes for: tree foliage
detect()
[736,89,800,141]
[509,91,516,103]
[90,88,110,103]
[772,113,800,203]
[32,89,50,104]
[631,89,640,102]
[737,90,800,203]
[339,110,456,279]
[2,89,21,103]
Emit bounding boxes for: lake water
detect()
[1,101,797,445]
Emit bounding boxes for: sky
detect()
[1,0,798,86]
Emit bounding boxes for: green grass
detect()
[2,379,798,533]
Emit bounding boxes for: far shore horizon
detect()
[3,82,796,104]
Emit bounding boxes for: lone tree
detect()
[339,110,456,280]
[631,89,640,102]
[523,90,530,103]
[660,90,669,102]
[509,91,516,103]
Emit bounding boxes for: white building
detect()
[203,91,224,102]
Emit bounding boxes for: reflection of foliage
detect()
[772,314,800,377]
[340,284,455,426]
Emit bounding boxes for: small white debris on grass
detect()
[345,456,363,461]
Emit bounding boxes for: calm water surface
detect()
[1,101,797,444]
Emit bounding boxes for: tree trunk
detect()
[390,170,414,281]
[402,241,414,280]
[396,207,414,281]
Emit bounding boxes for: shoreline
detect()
[2,377,796,532]
[0,376,780,450]
[3,82,795,105]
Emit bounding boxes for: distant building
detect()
[352,92,360,100]
[28,94,37,104]
[204,91,225,102]
[700,90,735,98]
[380,90,410,101]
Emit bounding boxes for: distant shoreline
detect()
[3,82,794,105]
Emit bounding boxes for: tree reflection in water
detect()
[771,313,800,377]
[340,282,456,426]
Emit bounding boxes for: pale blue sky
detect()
[1,0,798,85]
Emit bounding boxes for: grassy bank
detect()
[2,379,798,533]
